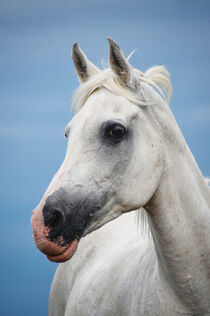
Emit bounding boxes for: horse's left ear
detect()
[72,43,100,83]
[108,37,140,90]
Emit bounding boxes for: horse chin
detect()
[46,240,78,263]
[31,208,78,263]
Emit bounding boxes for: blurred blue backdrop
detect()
[1,0,209,315]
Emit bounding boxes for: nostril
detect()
[46,208,65,231]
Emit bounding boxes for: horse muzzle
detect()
[31,204,78,263]
[31,186,111,262]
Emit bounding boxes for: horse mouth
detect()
[46,240,78,263]
[31,208,78,263]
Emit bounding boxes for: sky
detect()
[1,1,210,315]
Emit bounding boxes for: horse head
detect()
[31,38,170,262]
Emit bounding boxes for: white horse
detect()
[32,38,210,315]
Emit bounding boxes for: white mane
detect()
[73,65,172,113]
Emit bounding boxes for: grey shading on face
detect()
[98,118,134,174]
[42,187,112,246]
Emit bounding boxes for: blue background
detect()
[1,1,209,315]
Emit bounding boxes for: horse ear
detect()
[107,37,139,90]
[72,43,100,83]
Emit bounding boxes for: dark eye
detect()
[64,126,70,138]
[108,124,125,137]
[105,122,126,143]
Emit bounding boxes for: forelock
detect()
[72,65,172,115]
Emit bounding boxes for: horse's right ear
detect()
[72,43,100,83]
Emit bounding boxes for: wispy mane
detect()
[72,65,172,113]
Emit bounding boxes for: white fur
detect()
[42,42,210,315]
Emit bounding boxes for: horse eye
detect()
[105,123,126,144]
[64,126,70,138]
[108,124,125,137]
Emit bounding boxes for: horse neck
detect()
[145,104,210,312]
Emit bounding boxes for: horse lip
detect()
[31,206,79,260]
[46,239,78,263]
